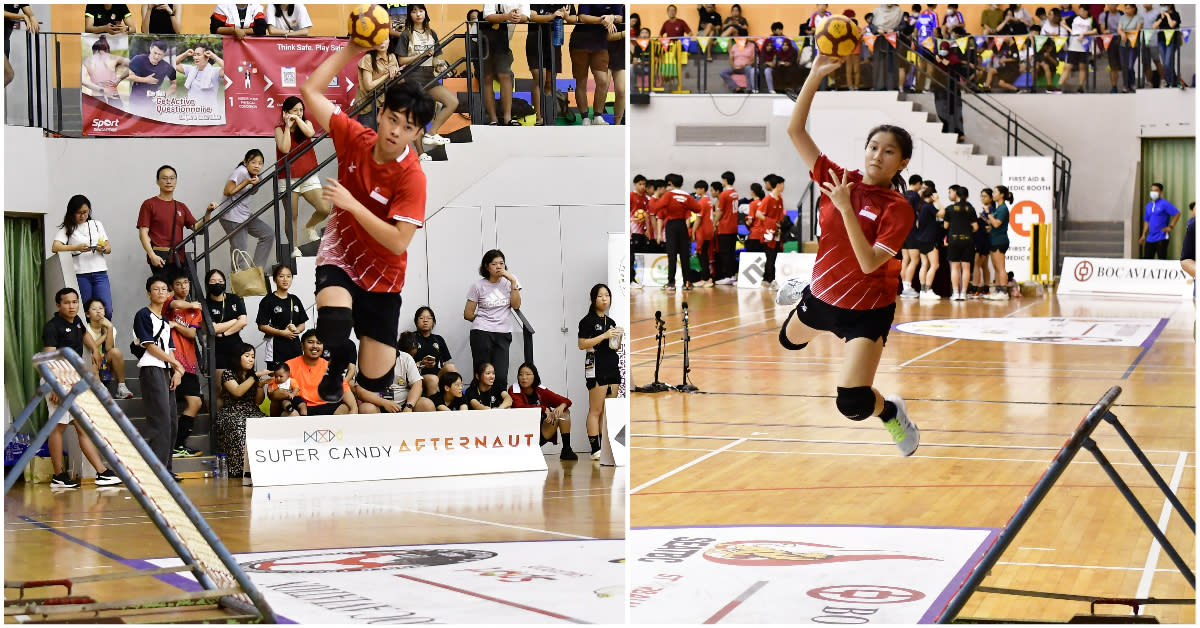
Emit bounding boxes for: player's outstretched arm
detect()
[301,42,366,131]
[787,54,844,171]
[321,178,418,256]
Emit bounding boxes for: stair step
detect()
[1061,232,1124,244]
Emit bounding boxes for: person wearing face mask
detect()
[1140,183,1180,260]
[204,268,248,379]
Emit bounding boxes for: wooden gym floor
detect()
[630,285,1195,623]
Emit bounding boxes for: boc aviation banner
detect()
[1001,156,1055,283]
[82,34,357,137]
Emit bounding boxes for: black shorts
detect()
[917,240,936,255]
[974,232,991,256]
[315,264,401,349]
[947,238,974,263]
[586,371,621,390]
[1066,50,1089,66]
[902,230,921,250]
[307,401,341,416]
[526,30,562,71]
[175,372,201,399]
[607,38,626,71]
[990,242,1009,254]
[791,286,896,345]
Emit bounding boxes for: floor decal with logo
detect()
[630,525,997,624]
[147,540,624,624]
[894,317,1166,347]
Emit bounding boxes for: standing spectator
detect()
[804,4,832,33]
[1140,183,1180,259]
[52,195,114,321]
[1099,4,1124,91]
[257,264,308,367]
[1138,3,1164,87]
[900,174,923,298]
[173,44,223,109]
[606,7,627,125]
[266,3,311,37]
[482,3,528,126]
[137,165,217,282]
[42,288,123,488]
[1036,9,1068,92]
[1117,4,1142,92]
[464,361,513,409]
[762,22,798,94]
[841,10,862,89]
[577,283,621,459]
[353,39,400,130]
[697,4,722,61]
[942,185,977,301]
[464,249,522,390]
[210,3,268,39]
[85,4,133,34]
[571,4,621,125]
[126,40,177,112]
[652,173,701,292]
[630,174,650,287]
[141,4,181,34]
[218,148,275,273]
[81,36,129,107]
[659,4,690,37]
[83,298,133,399]
[714,171,740,285]
[5,5,37,87]
[760,175,786,289]
[1152,4,1182,88]
[720,3,750,37]
[871,4,904,91]
[744,182,766,277]
[984,185,1012,300]
[528,5,573,126]
[941,4,964,37]
[396,4,458,145]
[914,185,941,300]
[932,39,965,139]
[274,96,330,252]
[510,362,575,460]
[413,306,455,396]
[720,35,758,93]
[690,180,715,287]
[912,4,940,92]
[204,269,249,377]
[216,343,268,482]
[971,188,995,298]
[465,7,482,85]
[1061,4,1097,92]
[165,270,203,458]
[134,276,183,481]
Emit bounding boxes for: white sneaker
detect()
[715,277,737,285]
[115,383,134,399]
[882,395,919,456]
[422,133,450,146]
[419,153,432,161]
[631,280,643,290]
[918,290,938,301]
[900,287,919,298]
[591,117,609,125]
[769,280,780,291]
[774,278,809,306]
[291,247,303,258]
[581,117,592,126]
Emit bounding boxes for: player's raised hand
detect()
[809,53,845,80]
[821,168,855,213]
[322,178,358,212]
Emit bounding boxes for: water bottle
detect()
[215,453,227,479]
[552,16,564,47]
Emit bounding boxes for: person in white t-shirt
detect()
[464,249,522,391]
[1036,8,1069,92]
[356,331,435,413]
[51,195,115,319]
[266,3,312,37]
[217,148,276,272]
[1061,5,1097,93]
[173,43,223,109]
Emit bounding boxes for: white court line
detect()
[374,506,597,541]
[631,438,747,494]
[997,561,1181,573]
[1017,547,1056,551]
[1135,451,1189,598]
[632,308,774,343]
[897,300,1042,368]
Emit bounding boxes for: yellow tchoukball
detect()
[347,4,391,48]
[813,15,861,58]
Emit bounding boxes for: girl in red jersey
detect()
[274,96,330,253]
[774,53,920,456]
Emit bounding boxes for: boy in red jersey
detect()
[713,171,740,285]
[774,53,920,457]
[651,173,701,292]
[690,180,716,287]
[300,40,436,403]
[630,174,650,287]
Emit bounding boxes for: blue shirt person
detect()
[1140,183,1180,259]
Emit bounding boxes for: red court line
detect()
[634,483,1197,497]
[392,573,589,624]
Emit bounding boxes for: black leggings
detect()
[469,329,513,390]
[716,233,738,280]
[695,239,713,281]
[664,219,690,286]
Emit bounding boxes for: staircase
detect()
[109,358,217,477]
[1058,220,1125,258]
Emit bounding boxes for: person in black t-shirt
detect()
[433,371,468,411]
[899,174,923,298]
[84,4,133,34]
[204,269,248,375]
[914,185,941,301]
[942,185,978,301]
[577,283,622,459]
[4,4,35,86]
[413,306,455,395]
[41,287,123,489]
[141,3,181,34]
[464,361,513,409]
[257,264,308,368]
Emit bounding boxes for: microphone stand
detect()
[675,301,699,393]
[634,314,671,393]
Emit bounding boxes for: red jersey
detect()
[717,188,740,234]
[759,194,785,249]
[693,196,714,242]
[746,199,763,240]
[276,133,319,180]
[136,197,197,264]
[317,111,426,293]
[660,18,691,37]
[165,297,202,374]
[653,188,700,222]
[509,385,571,414]
[630,190,649,236]
[809,154,910,310]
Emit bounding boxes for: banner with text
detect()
[1001,156,1055,283]
[608,232,630,398]
[737,252,816,290]
[246,409,547,486]
[1057,257,1193,300]
[82,35,357,137]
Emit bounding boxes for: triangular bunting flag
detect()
[1183,28,1191,43]
[1100,34,1113,49]
[1164,29,1176,45]
[754,37,766,51]
[1142,29,1156,45]
[922,36,935,52]
[956,36,969,53]
[1125,32,1138,46]
[996,36,1008,49]
[794,36,807,48]
[1054,36,1066,52]
[636,37,650,50]
[862,33,877,52]
[772,36,786,50]
[717,36,730,52]
[885,32,897,46]
[680,36,692,50]
[697,37,709,52]
[1082,37,1091,51]
[1056,60,1065,75]
[1032,34,1047,51]
[975,35,986,49]
[1013,35,1027,50]
[734,37,747,50]
[980,49,994,61]
[658,37,670,49]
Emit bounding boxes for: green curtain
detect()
[1137,138,1195,260]
[4,216,46,434]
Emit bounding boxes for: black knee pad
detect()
[778,308,809,351]
[356,369,394,396]
[836,386,876,421]
[316,306,354,354]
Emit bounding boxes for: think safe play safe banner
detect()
[81,34,357,137]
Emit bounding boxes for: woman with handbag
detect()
[204,269,248,381]
[395,4,458,150]
[256,264,308,368]
[218,148,275,276]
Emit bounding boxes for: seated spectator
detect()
[941,4,964,38]
[216,343,269,482]
[210,3,268,39]
[218,148,275,273]
[482,4,527,125]
[137,165,217,282]
[396,4,457,149]
[697,4,721,61]
[980,3,1005,34]
[5,5,38,87]
[83,298,133,399]
[257,264,308,368]
[761,22,797,93]
[141,3,181,34]
[997,6,1031,35]
[412,306,454,395]
[266,361,303,416]
[52,195,114,321]
[980,32,1022,93]
[465,249,522,391]
[464,362,513,409]
[81,35,130,107]
[353,332,431,413]
[85,4,133,34]
[660,4,690,37]
[1036,8,1069,92]
[720,36,758,93]
[353,39,400,130]
[720,3,749,37]
[266,3,311,37]
[510,362,575,460]
[276,331,356,415]
[433,371,468,411]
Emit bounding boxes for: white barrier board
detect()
[1057,257,1192,300]
[597,398,628,467]
[246,408,547,486]
[737,252,816,289]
